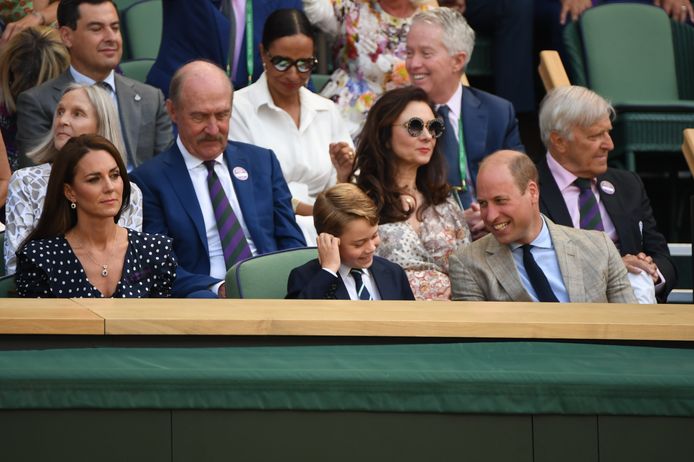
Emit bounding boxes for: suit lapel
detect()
[370,259,395,299]
[223,144,259,244]
[163,145,209,252]
[546,219,584,302]
[51,72,75,103]
[461,86,487,183]
[537,157,574,227]
[335,274,350,300]
[485,238,532,301]
[114,74,141,164]
[597,171,629,252]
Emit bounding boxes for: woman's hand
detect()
[329,142,355,183]
[317,232,341,273]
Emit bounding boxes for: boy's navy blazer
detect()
[286,256,415,300]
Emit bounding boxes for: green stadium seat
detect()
[119,58,155,83]
[225,247,318,299]
[121,0,162,61]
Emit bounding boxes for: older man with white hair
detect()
[406,7,524,239]
[537,85,676,303]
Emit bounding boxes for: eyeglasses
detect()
[393,117,445,139]
[266,52,318,73]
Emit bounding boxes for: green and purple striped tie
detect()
[575,178,605,231]
[204,160,251,269]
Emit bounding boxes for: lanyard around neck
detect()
[224,0,254,85]
[457,116,467,191]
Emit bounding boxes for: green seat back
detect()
[225,248,318,299]
[579,4,679,103]
[0,274,16,298]
[122,0,162,60]
[119,59,155,83]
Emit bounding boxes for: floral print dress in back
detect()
[376,197,471,300]
[305,0,429,136]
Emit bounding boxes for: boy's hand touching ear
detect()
[317,233,341,273]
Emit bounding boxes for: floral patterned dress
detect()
[304,0,429,136]
[376,197,471,300]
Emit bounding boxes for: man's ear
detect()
[549,131,567,154]
[452,51,468,74]
[166,99,177,124]
[527,180,540,204]
[59,26,73,48]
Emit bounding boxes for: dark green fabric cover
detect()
[580,4,679,102]
[2,341,694,416]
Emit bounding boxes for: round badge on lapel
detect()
[599,180,615,195]
[134,94,142,101]
[233,166,249,181]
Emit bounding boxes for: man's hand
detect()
[329,142,355,183]
[0,13,42,46]
[655,0,694,22]
[317,232,341,273]
[559,0,592,24]
[622,252,659,284]
[464,202,488,241]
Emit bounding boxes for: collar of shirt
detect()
[510,215,552,252]
[248,72,333,121]
[437,84,463,139]
[338,264,381,300]
[69,66,117,94]
[177,136,225,171]
[546,151,591,193]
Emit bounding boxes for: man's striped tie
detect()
[204,160,251,268]
[350,268,372,301]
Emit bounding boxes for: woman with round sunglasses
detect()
[353,86,470,300]
[229,8,354,245]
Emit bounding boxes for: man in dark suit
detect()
[131,60,305,298]
[15,0,173,169]
[537,85,676,302]
[287,183,414,300]
[146,0,302,97]
[406,7,524,240]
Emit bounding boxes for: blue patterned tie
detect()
[350,269,372,300]
[436,105,473,208]
[522,245,559,302]
[574,178,605,231]
[203,160,251,269]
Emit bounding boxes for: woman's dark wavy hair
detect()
[352,86,450,224]
[20,134,131,251]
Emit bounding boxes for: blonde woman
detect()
[4,84,143,274]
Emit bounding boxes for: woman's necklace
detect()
[70,227,118,277]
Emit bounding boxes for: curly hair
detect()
[352,86,450,224]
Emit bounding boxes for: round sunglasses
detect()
[266,52,318,73]
[393,117,445,139]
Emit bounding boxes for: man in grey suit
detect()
[15,0,173,169]
[449,150,636,303]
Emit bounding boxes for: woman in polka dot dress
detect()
[15,134,176,298]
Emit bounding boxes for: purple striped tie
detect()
[574,178,604,231]
[204,160,251,269]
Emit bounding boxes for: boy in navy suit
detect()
[286,184,415,300]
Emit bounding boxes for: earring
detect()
[70,202,76,209]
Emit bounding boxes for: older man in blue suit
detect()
[406,7,524,240]
[132,60,305,298]
[146,0,302,97]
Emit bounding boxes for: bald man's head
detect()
[168,60,231,109]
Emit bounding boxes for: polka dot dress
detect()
[16,229,177,298]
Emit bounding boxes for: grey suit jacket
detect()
[15,70,174,168]
[449,217,637,303]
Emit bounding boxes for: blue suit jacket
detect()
[146,0,302,97]
[537,157,676,302]
[130,141,305,297]
[286,257,415,300]
[448,86,524,190]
